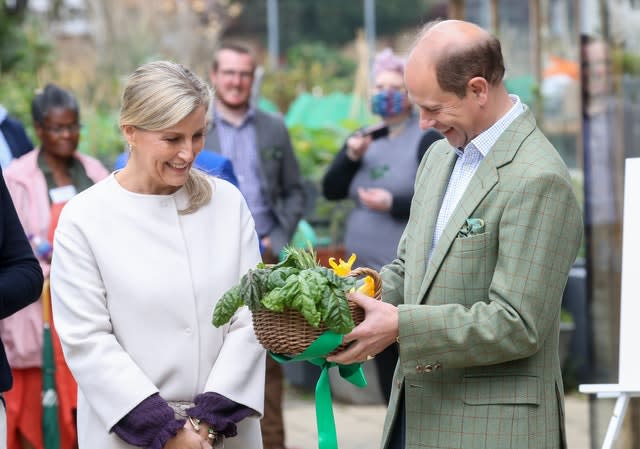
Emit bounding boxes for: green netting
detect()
[257,96,280,114]
[504,75,536,107]
[284,92,374,129]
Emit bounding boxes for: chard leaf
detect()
[240,270,263,311]
[323,285,355,334]
[261,287,286,311]
[212,285,243,327]
[267,266,298,290]
[291,271,321,327]
[262,274,300,311]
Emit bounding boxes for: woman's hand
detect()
[346,134,372,161]
[192,418,220,446]
[164,422,213,449]
[358,187,393,212]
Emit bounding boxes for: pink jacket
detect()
[0,149,109,368]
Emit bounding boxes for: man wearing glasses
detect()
[205,44,306,449]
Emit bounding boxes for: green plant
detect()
[261,42,356,113]
[613,48,640,75]
[289,124,354,181]
[77,108,124,168]
[212,246,357,333]
[287,121,361,245]
[0,11,53,138]
[560,308,574,324]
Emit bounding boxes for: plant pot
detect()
[315,245,346,268]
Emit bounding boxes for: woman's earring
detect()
[129,143,135,153]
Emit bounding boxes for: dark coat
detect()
[0,114,34,159]
[0,169,43,391]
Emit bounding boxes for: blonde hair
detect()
[119,60,213,214]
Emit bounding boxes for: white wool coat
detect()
[50,174,265,449]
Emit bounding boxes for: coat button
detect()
[434,362,442,370]
[415,365,423,373]
[424,364,433,373]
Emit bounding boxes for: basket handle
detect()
[347,267,382,300]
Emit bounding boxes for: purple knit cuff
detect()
[111,393,185,449]
[148,418,185,449]
[187,392,256,438]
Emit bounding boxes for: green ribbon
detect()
[270,331,367,449]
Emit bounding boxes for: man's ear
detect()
[467,77,489,104]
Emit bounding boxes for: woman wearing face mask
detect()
[322,48,442,404]
[50,61,264,449]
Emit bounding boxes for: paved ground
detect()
[282,384,591,449]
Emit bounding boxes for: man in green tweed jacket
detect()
[328,19,583,449]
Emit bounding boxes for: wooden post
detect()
[350,29,370,119]
[528,0,542,120]
[490,0,499,34]
[448,0,464,20]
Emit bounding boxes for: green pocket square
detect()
[458,218,485,237]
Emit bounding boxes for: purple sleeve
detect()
[111,393,185,449]
[187,392,256,437]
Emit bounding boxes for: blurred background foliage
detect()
[225,0,445,49]
[0,8,52,138]
[260,42,357,113]
[1,0,444,242]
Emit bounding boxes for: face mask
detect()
[371,90,409,118]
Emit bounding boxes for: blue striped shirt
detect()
[430,95,525,259]
[214,108,276,237]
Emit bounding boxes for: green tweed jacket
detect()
[380,109,583,449]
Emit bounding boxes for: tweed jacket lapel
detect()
[403,145,457,305]
[416,108,538,304]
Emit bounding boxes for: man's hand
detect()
[326,291,399,365]
[358,187,393,212]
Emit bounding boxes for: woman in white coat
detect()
[50,60,265,449]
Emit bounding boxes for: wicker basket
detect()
[252,267,381,356]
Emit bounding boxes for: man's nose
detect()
[419,109,437,129]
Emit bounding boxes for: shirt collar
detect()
[0,105,7,123]
[213,104,255,128]
[462,94,524,157]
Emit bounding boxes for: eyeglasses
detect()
[43,124,82,136]
[218,69,253,80]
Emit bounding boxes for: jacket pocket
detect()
[452,230,492,253]
[462,374,540,405]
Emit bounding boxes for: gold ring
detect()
[188,416,201,431]
[366,355,375,361]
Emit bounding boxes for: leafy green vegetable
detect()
[211,246,358,334]
[211,285,243,327]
